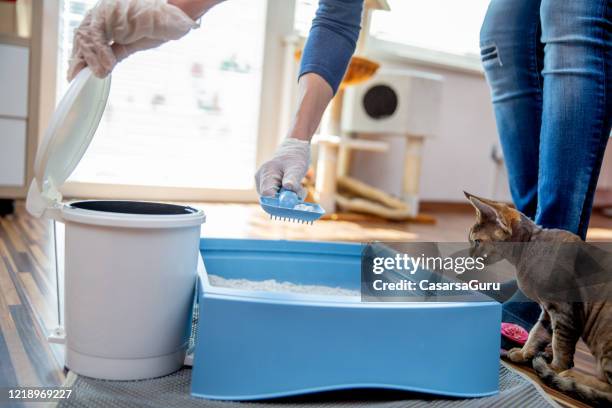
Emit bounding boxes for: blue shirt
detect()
[299,0,364,94]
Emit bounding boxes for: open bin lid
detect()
[26,68,111,217]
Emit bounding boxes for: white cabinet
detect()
[0,5,42,202]
[0,40,30,196]
[0,117,27,186]
[0,43,29,118]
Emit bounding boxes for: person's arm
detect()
[289,0,364,142]
[300,0,363,96]
[286,73,333,141]
[255,0,363,197]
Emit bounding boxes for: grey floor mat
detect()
[56,364,557,408]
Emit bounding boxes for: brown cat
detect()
[465,192,612,407]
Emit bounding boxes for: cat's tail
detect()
[532,355,612,407]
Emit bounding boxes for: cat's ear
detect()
[464,192,498,222]
[464,192,512,234]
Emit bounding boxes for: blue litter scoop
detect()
[260,189,325,224]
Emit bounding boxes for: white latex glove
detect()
[255,138,310,198]
[67,0,198,81]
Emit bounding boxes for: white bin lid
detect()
[26,68,111,217]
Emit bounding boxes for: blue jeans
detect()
[481,0,611,335]
[480,0,611,240]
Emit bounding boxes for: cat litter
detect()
[293,204,318,212]
[208,275,359,296]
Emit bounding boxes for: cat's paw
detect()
[506,347,534,364]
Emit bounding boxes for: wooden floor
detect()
[0,200,611,407]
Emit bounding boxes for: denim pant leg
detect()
[536,0,612,239]
[480,0,544,219]
[481,0,545,332]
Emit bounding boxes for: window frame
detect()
[49,0,295,202]
[364,0,488,75]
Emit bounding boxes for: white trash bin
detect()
[26,68,205,380]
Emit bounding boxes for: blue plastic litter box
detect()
[191,238,501,400]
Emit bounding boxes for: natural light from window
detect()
[370,0,490,57]
[57,0,267,190]
[296,0,490,58]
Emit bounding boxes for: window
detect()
[295,0,490,61]
[294,0,317,36]
[57,0,268,191]
[369,0,490,58]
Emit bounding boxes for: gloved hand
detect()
[255,138,310,199]
[67,0,198,81]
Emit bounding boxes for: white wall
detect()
[415,63,511,202]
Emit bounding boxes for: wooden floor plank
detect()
[0,257,20,306]
[0,218,26,252]
[22,253,53,299]
[16,216,38,246]
[0,218,55,300]
[0,329,19,387]
[18,272,56,332]
[0,291,39,386]
[1,249,63,384]
[32,240,58,287]
[0,239,19,275]
[9,304,63,386]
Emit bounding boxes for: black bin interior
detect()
[70,201,198,215]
